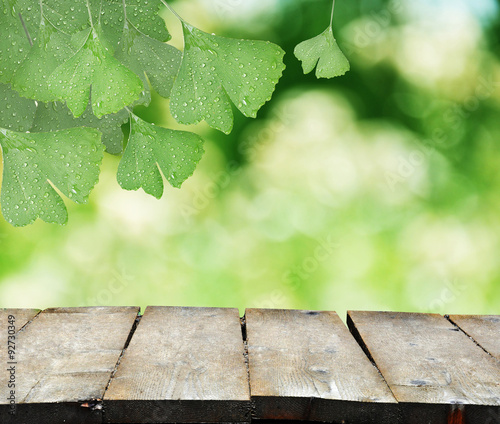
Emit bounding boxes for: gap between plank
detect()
[101,309,142,417]
[346,313,398,402]
[240,313,256,420]
[445,314,498,361]
[346,313,376,364]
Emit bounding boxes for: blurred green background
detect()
[1,0,499,319]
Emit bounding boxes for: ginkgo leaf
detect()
[117,113,204,198]
[48,28,143,118]
[170,23,285,134]
[115,24,181,100]
[41,0,89,34]
[13,0,169,42]
[0,3,31,83]
[0,127,103,226]
[294,26,349,79]
[12,18,75,102]
[98,0,171,47]
[8,0,41,36]
[0,83,36,132]
[31,101,129,154]
[0,1,288,226]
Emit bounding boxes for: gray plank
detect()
[245,308,398,423]
[0,309,40,334]
[0,306,139,424]
[0,309,41,421]
[348,311,500,424]
[449,315,500,360]
[103,306,251,423]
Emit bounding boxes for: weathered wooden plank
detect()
[103,306,251,423]
[245,308,399,423]
[0,309,40,334]
[0,306,139,424]
[448,315,500,360]
[348,311,500,424]
[0,309,41,422]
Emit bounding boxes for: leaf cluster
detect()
[0,0,349,227]
[0,0,286,226]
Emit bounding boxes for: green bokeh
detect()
[0,0,499,318]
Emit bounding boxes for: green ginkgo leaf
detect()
[0,1,288,226]
[0,127,103,226]
[48,28,143,118]
[98,0,171,47]
[12,18,75,103]
[31,101,129,155]
[0,3,31,83]
[0,83,36,132]
[294,26,350,79]
[117,113,204,198]
[170,23,285,134]
[39,0,89,34]
[115,24,181,102]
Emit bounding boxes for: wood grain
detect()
[348,311,500,424]
[1,307,499,423]
[448,315,500,360]
[0,306,139,424]
[103,306,251,423]
[245,308,398,423]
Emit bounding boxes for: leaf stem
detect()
[19,13,33,46]
[85,0,94,28]
[124,106,138,119]
[161,0,186,24]
[122,0,128,26]
[330,0,335,29]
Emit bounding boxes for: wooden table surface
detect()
[0,307,498,424]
